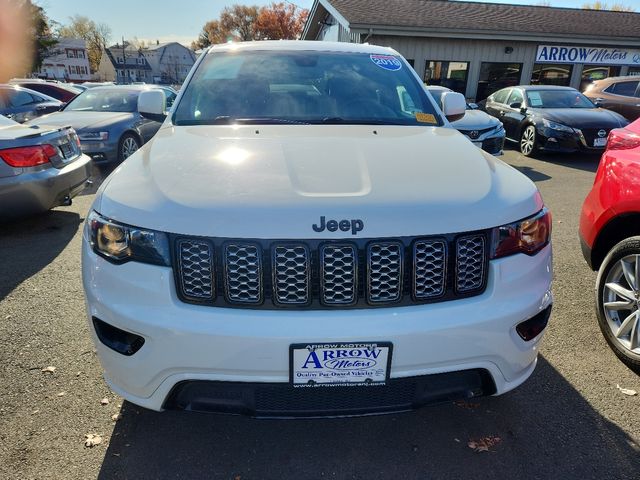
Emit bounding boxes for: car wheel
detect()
[119,133,140,162]
[519,125,537,157]
[596,236,640,373]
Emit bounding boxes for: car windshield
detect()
[64,89,139,112]
[173,50,441,126]
[525,90,595,109]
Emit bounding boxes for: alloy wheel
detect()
[602,254,640,354]
[520,125,535,156]
[121,136,139,160]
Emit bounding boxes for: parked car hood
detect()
[95,124,543,238]
[28,111,133,131]
[452,110,501,130]
[529,108,627,129]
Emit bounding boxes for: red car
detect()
[580,117,640,372]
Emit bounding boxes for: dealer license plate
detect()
[594,137,607,147]
[290,342,392,387]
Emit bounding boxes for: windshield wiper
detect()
[209,116,309,125]
[320,117,408,125]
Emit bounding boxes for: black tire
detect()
[595,236,640,374]
[519,124,538,157]
[118,133,141,162]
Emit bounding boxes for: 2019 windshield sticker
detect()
[370,54,402,71]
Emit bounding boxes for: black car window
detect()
[525,89,594,108]
[606,81,639,97]
[492,89,510,105]
[7,90,36,107]
[506,89,523,107]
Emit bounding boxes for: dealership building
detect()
[302,0,640,101]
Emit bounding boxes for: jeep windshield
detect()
[173,50,442,126]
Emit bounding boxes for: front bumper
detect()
[536,126,607,154]
[80,140,118,164]
[0,154,92,219]
[82,240,553,414]
[461,130,505,156]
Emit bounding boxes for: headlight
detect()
[490,208,551,259]
[87,211,170,266]
[78,131,109,141]
[542,119,573,133]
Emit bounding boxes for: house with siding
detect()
[39,38,91,82]
[97,42,153,83]
[143,42,196,84]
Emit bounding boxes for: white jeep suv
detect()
[82,41,553,417]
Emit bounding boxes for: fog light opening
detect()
[92,317,145,356]
[516,306,552,341]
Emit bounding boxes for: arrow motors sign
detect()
[536,45,640,66]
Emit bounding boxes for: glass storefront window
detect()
[476,62,522,101]
[424,61,469,94]
[580,65,621,92]
[531,64,572,86]
[629,67,640,77]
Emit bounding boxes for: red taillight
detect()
[606,128,640,151]
[0,144,58,167]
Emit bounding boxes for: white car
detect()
[82,41,553,417]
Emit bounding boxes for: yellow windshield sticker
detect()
[415,112,436,123]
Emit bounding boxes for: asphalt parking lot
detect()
[1,145,640,480]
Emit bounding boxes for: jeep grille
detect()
[174,233,488,309]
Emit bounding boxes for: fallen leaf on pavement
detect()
[468,436,502,452]
[454,400,481,410]
[111,413,122,422]
[616,384,637,396]
[100,397,109,405]
[41,366,56,373]
[57,392,66,397]
[84,434,102,448]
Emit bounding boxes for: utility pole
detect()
[122,36,126,84]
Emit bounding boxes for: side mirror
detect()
[441,92,466,122]
[509,101,522,109]
[138,89,167,122]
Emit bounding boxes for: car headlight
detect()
[87,211,170,266]
[490,208,551,259]
[542,119,573,133]
[78,131,109,141]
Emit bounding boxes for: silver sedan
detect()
[0,115,91,220]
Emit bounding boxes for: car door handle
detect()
[499,111,506,116]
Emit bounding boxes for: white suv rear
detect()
[82,41,553,417]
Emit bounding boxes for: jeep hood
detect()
[96,124,542,238]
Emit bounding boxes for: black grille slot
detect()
[413,240,446,299]
[367,242,403,303]
[273,245,310,305]
[321,244,357,305]
[456,235,486,293]
[224,244,262,304]
[177,239,214,301]
[173,231,489,309]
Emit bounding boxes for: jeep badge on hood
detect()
[312,216,364,235]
